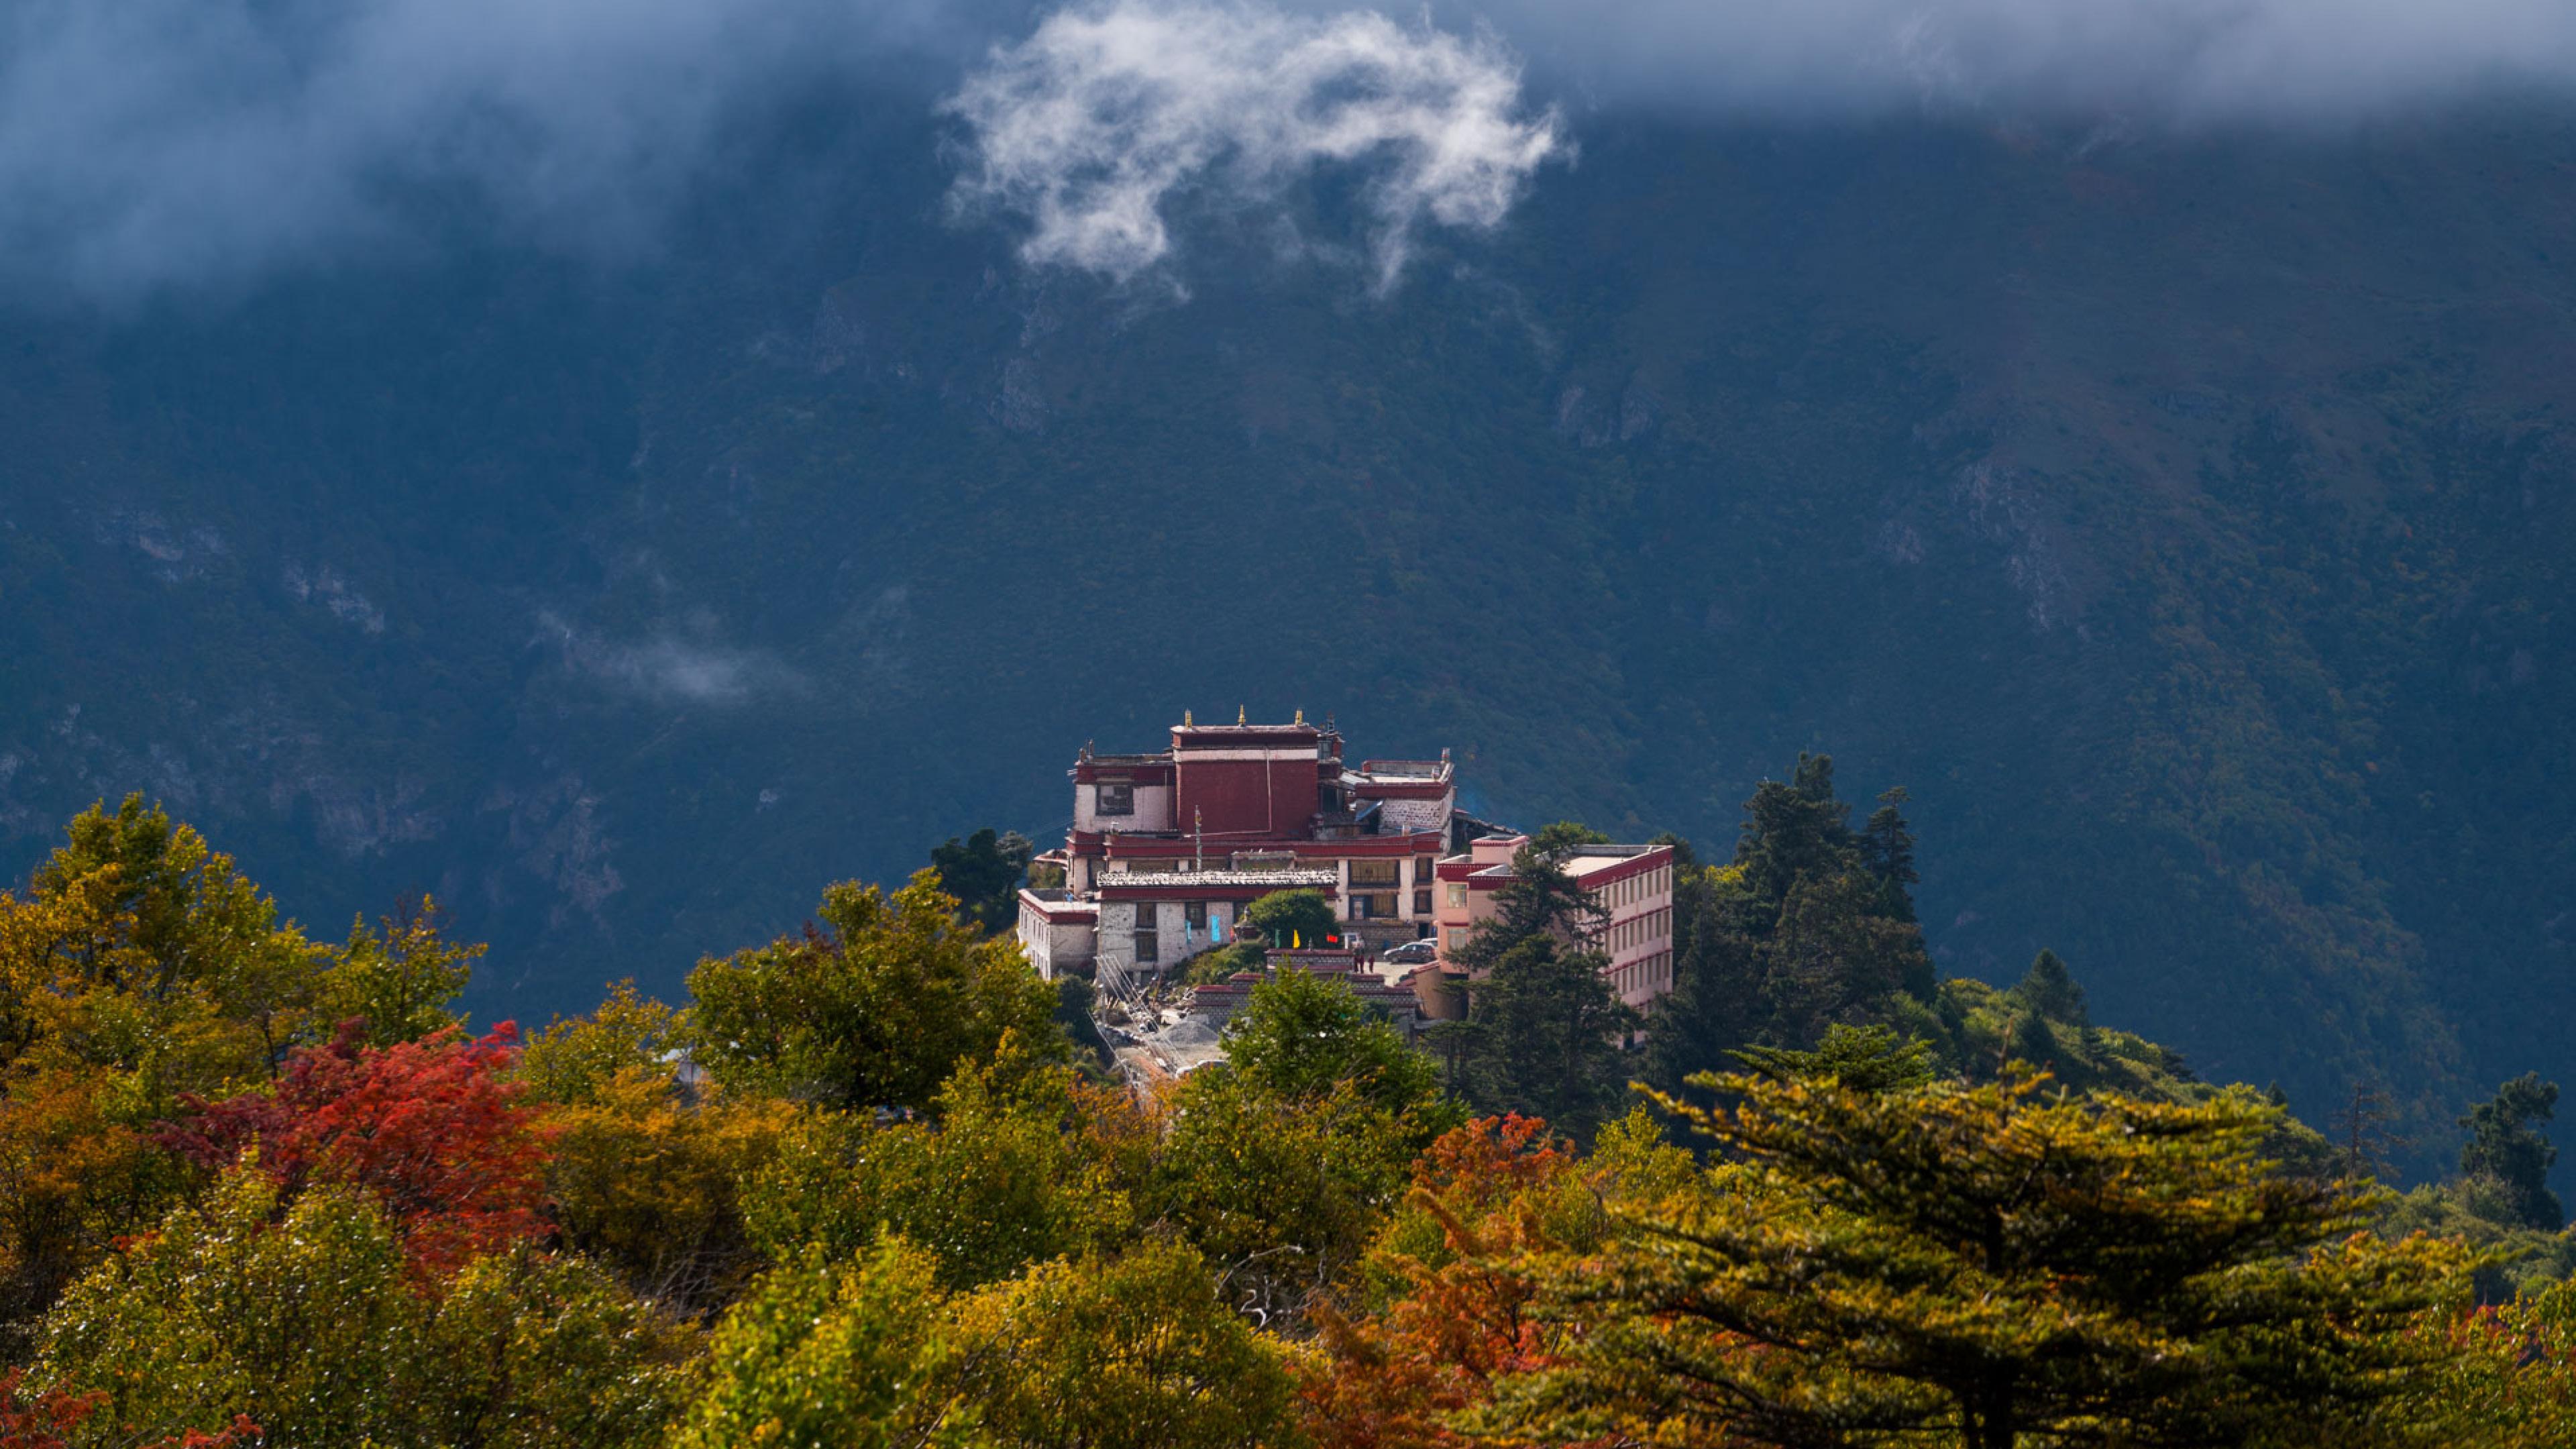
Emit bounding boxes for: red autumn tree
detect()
[0,1370,98,1449]
[0,1371,254,1449]
[160,1019,548,1275]
[1302,1113,1583,1449]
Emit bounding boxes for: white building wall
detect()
[1014,898,1097,981]
[1074,783,1175,833]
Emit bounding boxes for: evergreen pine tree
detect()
[2459,1073,2564,1230]
[2012,949,2087,1025]
[1488,1072,2477,1449]
[1456,934,1640,1144]
[1858,787,1920,922]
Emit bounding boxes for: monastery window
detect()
[1185,901,1207,930]
[1446,883,1467,908]
[1413,889,1433,916]
[1096,782,1135,816]
[1350,859,1400,888]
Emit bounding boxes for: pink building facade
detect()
[1432,835,1678,1012]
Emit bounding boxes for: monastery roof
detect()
[1094,869,1341,892]
[1373,797,1451,834]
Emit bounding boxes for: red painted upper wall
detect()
[1177,754,1321,836]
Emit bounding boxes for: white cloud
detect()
[535,611,804,706]
[943,0,1568,288]
[11,0,2576,303]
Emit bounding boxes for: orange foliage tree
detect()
[1301,1112,1625,1449]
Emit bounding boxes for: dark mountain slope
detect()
[3,105,2572,1166]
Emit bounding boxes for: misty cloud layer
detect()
[0,0,973,299]
[8,0,2576,299]
[945,0,1566,287]
[1460,0,2576,121]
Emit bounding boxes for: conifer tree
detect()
[928,828,1036,937]
[1858,786,1920,922]
[1488,1070,2476,1449]
[1452,935,1639,1143]
[2458,1073,2563,1230]
[2012,949,2086,1025]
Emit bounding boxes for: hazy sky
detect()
[6,0,2575,299]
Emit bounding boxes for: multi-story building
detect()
[1017,712,1489,987]
[1432,833,1678,1011]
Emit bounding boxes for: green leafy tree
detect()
[518,981,686,1108]
[1236,888,1338,949]
[10,795,327,1083]
[1641,859,1766,1095]
[0,801,339,1336]
[415,1246,700,1449]
[541,1065,794,1316]
[37,1167,692,1449]
[746,1036,1130,1291]
[949,1241,1298,1449]
[686,872,1063,1112]
[928,828,1036,938]
[1150,1069,1426,1326]
[2006,1008,2061,1072]
[36,1171,414,1446]
[316,896,482,1047]
[2457,1072,2563,1230]
[674,1238,959,1449]
[29,796,323,1036]
[1762,869,1937,1039]
[1487,1070,2477,1449]
[1527,820,1611,856]
[1648,759,1936,1095]
[1735,770,1853,906]
[1222,967,1446,1123]
[2385,1278,2576,1444]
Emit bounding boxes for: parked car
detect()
[1382,938,1440,966]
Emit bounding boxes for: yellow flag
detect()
[1291,930,1301,949]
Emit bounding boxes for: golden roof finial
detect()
[1183,708,1193,727]
[1237,705,1247,726]
[1294,707,1305,725]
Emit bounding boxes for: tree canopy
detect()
[684,872,1063,1112]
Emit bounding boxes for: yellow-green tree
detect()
[1145,971,1457,1325]
[36,1167,692,1449]
[674,1238,963,1449]
[541,1065,794,1314]
[948,1241,1298,1449]
[0,799,330,1335]
[2384,1281,2576,1447]
[745,1034,1131,1291]
[1485,1071,2478,1449]
[685,873,1061,1112]
[315,897,482,1047]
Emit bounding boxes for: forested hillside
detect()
[3,792,2572,1445]
[5,93,2575,1164]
